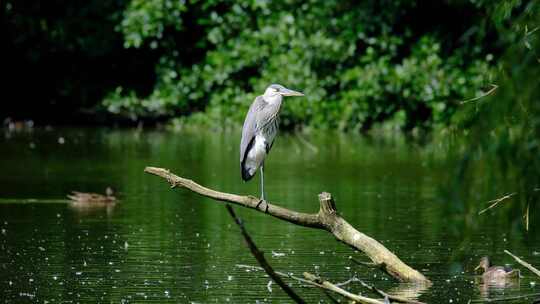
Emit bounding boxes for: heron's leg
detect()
[255,164,268,213]
[260,164,265,201]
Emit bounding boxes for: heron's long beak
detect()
[474,265,481,271]
[280,88,304,96]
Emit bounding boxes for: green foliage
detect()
[104,0,501,131]
[444,0,540,228]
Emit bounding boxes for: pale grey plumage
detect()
[239,84,304,201]
[240,96,280,167]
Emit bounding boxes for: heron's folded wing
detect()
[240,96,265,163]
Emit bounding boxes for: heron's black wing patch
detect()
[240,136,256,181]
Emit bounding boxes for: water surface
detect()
[1,128,539,303]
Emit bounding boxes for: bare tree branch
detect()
[504,250,540,278]
[235,264,425,304]
[144,166,430,284]
[460,84,498,104]
[478,193,516,215]
[302,272,385,304]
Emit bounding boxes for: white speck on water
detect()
[56,213,61,218]
[271,251,285,257]
[38,246,45,251]
[8,281,12,286]
[58,137,65,144]
[196,233,200,237]
[531,281,536,286]
[319,251,325,255]
[227,275,233,281]
[75,271,82,276]
[266,280,272,293]
[1,229,6,235]
[83,260,87,267]
[19,292,35,299]
[124,242,129,250]
[164,290,170,297]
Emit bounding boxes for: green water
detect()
[1,128,539,303]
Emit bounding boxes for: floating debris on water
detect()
[271,251,285,257]
[67,188,117,204]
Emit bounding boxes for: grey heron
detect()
[240,84,304,206]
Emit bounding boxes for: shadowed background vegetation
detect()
[3,0,535,132]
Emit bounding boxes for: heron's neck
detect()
[263,94,282,106]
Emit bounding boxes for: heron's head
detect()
[475,256,490,272]
[263,84,304,98]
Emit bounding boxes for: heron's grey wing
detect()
[240,96,265,163]
[254,101,280,153]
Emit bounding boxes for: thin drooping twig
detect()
[524,203,530,231]
[478,193,516,215]
[302,272,385,304]
[235,264,425,304]
[356,279,425,304]
[504,250,540,278]
[144,166,430,284]
[236,261,385,303]
[460,84,498,104]
[225,205,305,304]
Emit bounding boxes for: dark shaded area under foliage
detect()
[2,1,158,125]
[0,0,530,130]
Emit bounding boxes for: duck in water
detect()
[475,256,520,282]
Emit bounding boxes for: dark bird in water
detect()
[475,256,520,282]
[240,84,304,205]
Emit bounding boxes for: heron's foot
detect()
[256,199,269,213]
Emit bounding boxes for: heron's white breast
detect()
[244,135,268,175]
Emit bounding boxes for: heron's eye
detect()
[274,87,279,92]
